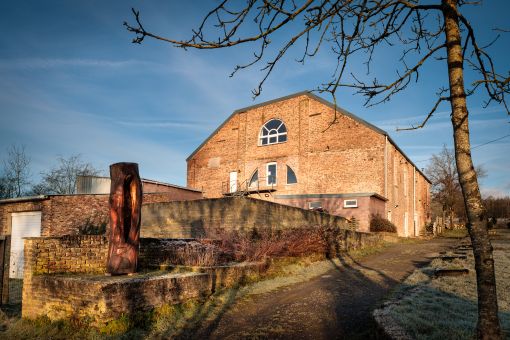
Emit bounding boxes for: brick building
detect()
[0,179,202,279]
[187,92,430,236]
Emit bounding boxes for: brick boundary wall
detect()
[0,191,203,237]
[141,197,350,238]
[21,230,395,324]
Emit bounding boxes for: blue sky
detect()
[0,1,509,197]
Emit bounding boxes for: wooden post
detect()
[106,163,142,275]
[0,236,11,304]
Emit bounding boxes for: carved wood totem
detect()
[106,162,142,275]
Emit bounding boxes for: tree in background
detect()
[31,155,101,195]
[125,1,509,337]
[1,145,31,198]
[426,145,486,227]
[484,196,510,220]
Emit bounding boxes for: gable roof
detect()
[187,91,430,183]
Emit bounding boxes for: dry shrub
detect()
[157,240,228,267]
[209,226,340,262]
[370,214,397,233]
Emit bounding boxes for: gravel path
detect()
[192,237,459,339]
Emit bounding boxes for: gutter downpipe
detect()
[384,136,388,217]
[413,167,416,236]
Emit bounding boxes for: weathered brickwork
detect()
[22,230,391,325]
[21,235,266,324]
[0,191,203,237]
[187,92,430,236]
[276,195,386,233]
[23,236,108,276]
[23,271,212,324]
[141,197,349,238]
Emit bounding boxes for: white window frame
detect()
[308,201,322,209]
[249,169,259,188]
[259,119,287,146]
[343,199,358,208]
[286,165,297,185]
[266,162,277,185]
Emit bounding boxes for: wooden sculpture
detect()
[106,162,142,275]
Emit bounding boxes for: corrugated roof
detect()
[186,91,430,183]
[76,175,202,193]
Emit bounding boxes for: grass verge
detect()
[375,230,510,339]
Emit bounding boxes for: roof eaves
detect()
[0,195,49,204]
[141,178,202,192]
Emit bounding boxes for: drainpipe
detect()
[384,136,388,218]
[413,167,416,236]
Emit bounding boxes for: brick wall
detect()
[187,94,385,198]
[186,92,430,236]
[385,143,430,236]
[20,236,265,324]
[141,197,349,238]
[22,271,212,324]
[274,195,386,232]
[0,191,203,237]
[21,229,391,324]
[23,236,108,276]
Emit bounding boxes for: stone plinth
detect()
[22,271,211,324]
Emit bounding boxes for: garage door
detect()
[10,211,41,279]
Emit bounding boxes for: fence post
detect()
[0,235,11,305]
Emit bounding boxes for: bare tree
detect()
[484,196,510,220]
[2,144,31,198]
[426,145,486,226]
[125,1,509,337]
[32,155,101,195]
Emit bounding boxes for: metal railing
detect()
[222,177,276,197]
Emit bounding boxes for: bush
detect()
[78,215,107,235]
[425,222,434,234]
[210,226,339,262]
[370,215,397,233]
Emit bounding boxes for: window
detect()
[309,201,322,209]
[286,165,297,184]
[259,119,287,145]
[344,199,358,208]
[266,162,277,185]
[249,170,258,188]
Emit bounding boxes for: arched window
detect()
[259,119,287,145]
[286,166,297,184]
[249,170,258,188]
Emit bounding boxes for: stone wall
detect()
[141,197,349,238]
[23,272,212,324]
[0,191,203,237]
[21,236,266,324]
[274,195,387,232]
[21,230,389,325]
[23,236,108,276]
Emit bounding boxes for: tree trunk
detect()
[442,0,502,338]
[106,162,143,275]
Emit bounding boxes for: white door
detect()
[229,171,237,193]
[404,212,409,237]
[10,211,41,279]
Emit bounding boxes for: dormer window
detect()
[259,119,287,145]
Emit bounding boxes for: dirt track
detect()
[191,237,459,339]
